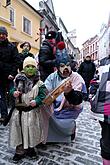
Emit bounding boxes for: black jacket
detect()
[64,89,83,105]
[38,40,56,81]
[0,39,21,80]
[78,60,96,84]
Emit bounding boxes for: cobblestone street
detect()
[0,102,102,165]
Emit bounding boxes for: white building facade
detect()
[98,14,110,60]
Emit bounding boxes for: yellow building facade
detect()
[0,0,42,55]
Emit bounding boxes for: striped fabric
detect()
[91,57,110,123]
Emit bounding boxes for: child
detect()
[9,57,47,162]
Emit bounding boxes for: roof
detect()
[23,0,43,18]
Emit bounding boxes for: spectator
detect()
[90,50,110,165]
[78,55,96,100]
[38,31,64,81]
[0,26,21,122]
[19,41,34,71]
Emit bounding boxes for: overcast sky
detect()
[27,0,110,47]
[53,0,110,47]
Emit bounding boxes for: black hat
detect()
[0,26,8,36]
[45,31,57,39]
[20,42,31,50]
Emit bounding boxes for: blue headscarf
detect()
[56,48,71,67]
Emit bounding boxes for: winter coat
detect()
[78,60,96,86]
[19,52,34,71]
[90,56,110,123]
[0,39,21,80]
[38,40,56,81]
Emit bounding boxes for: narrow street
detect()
[0,1,109,165]
[0,102,102,165]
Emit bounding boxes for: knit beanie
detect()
[23,57,37,69]
[0,26,8,36]
[45,31,57,39]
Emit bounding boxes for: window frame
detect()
[9,7,15,27]
[22,16,32,36]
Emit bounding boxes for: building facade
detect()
[81,35,99,64]
[56,17,75,56]
[98,14,110,60]
[38,0,59,42]
[0,0,43,54]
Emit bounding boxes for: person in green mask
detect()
[8,57,48,162]
[19,42,34,71]
[23,63,37,77]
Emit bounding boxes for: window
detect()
[23,17,31,35]
[95,42,97,50]
[10,8,14,26]
[90,46,92,53]
[93,44,94,51]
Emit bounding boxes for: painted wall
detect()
[0,0,42,55]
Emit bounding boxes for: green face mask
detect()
[22,48,29,54]
[24,65,37,76]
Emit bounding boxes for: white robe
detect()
[9,80,45,149]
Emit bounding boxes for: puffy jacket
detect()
[78,60,96,84]
[90,56,110,123]
[38,40,56,81]
[0,39,21,79]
